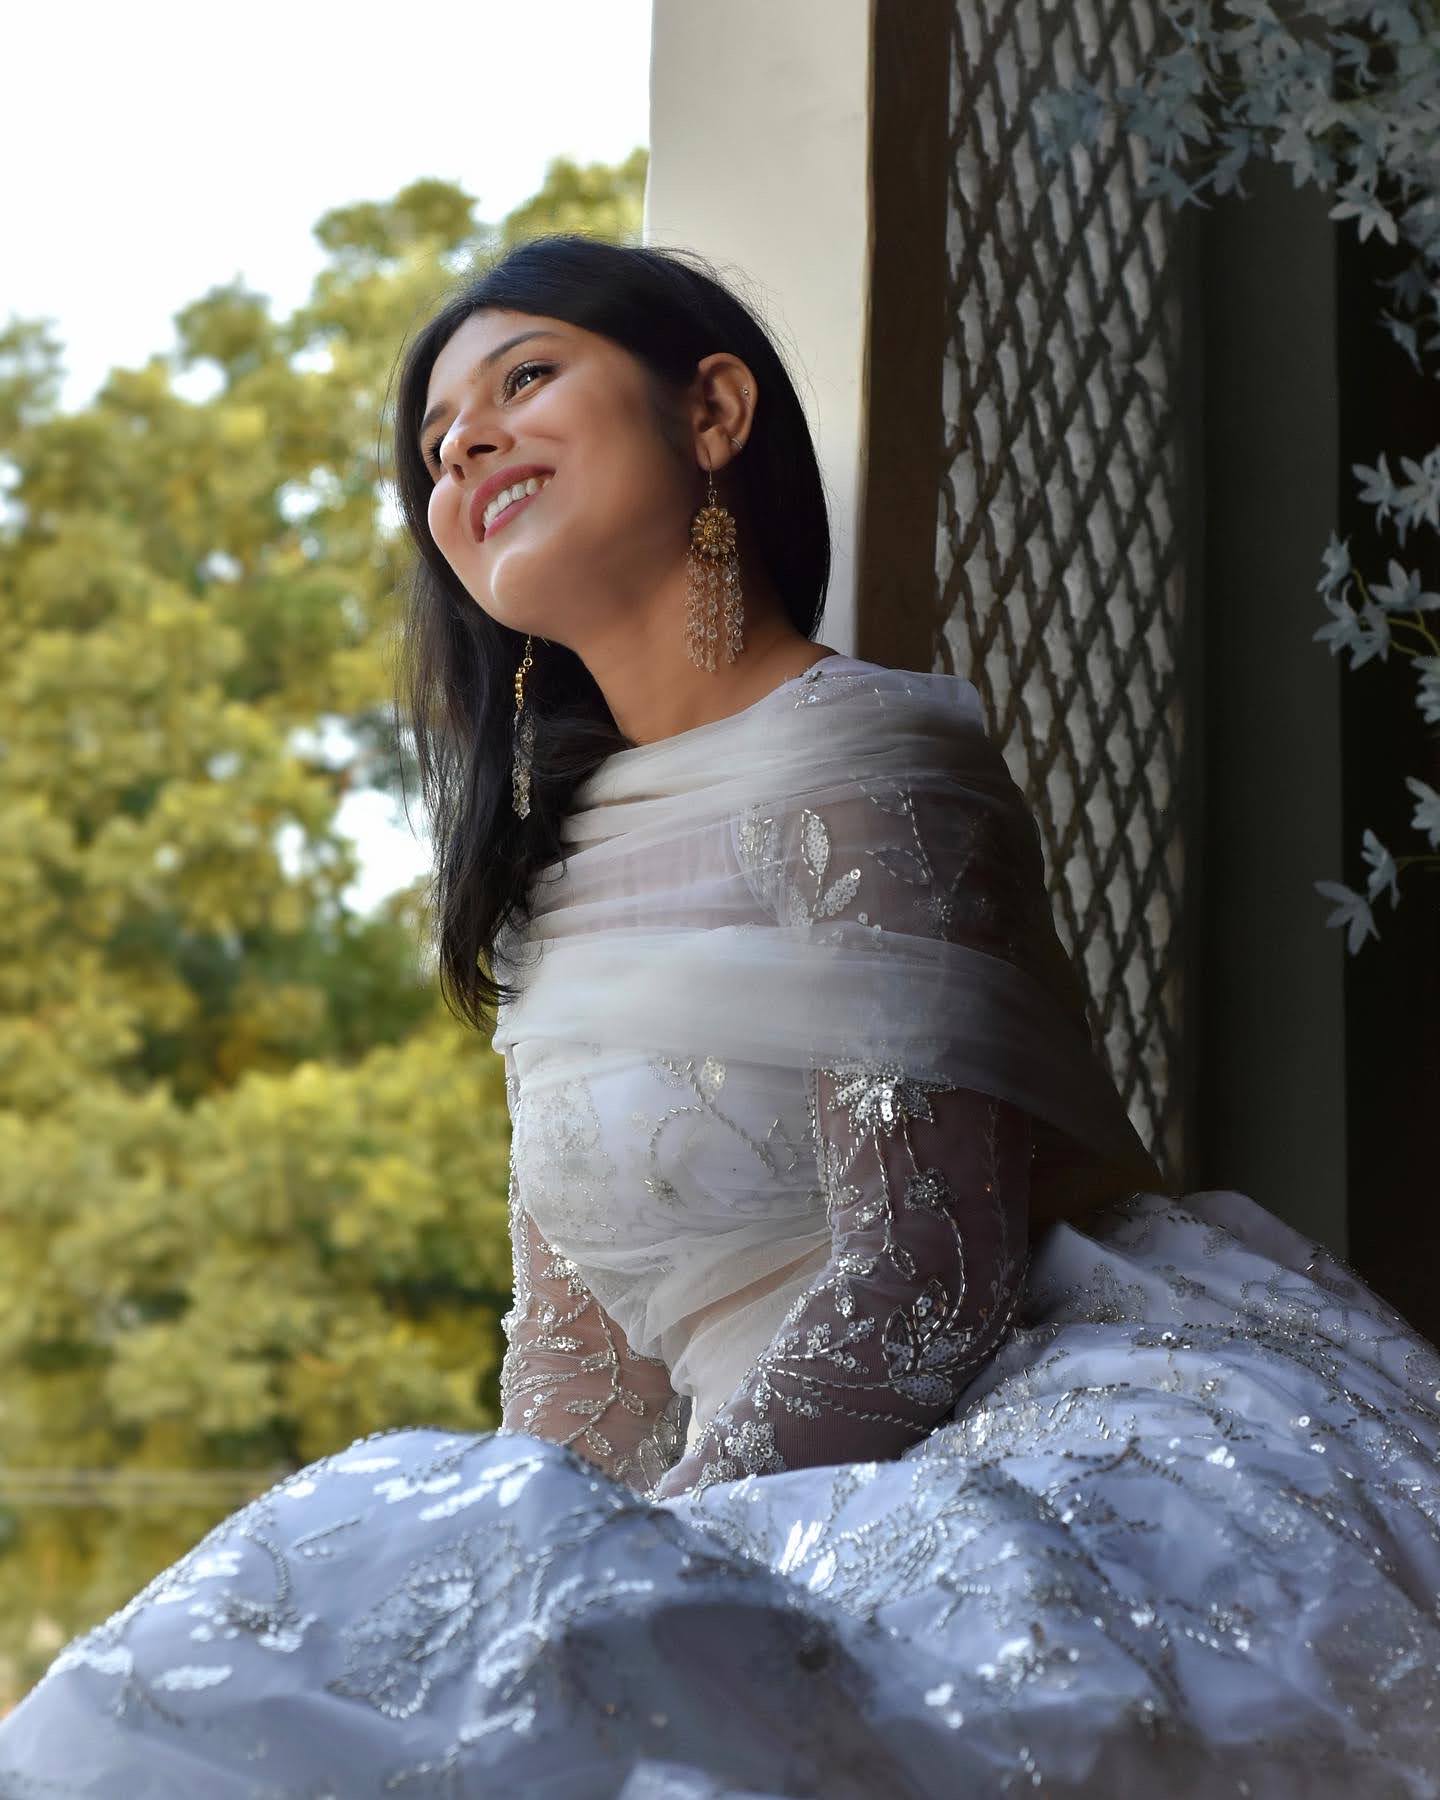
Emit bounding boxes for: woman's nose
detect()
[441,418,507,480]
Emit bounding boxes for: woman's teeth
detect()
[483,474,551,534]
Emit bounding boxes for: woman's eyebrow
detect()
[419,330,565,439]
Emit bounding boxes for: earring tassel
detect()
[685,467,743,672]
[511,635,536,818]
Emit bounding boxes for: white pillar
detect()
[643,0,874,654]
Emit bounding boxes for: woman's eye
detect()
[502,359,550,399]
[423,362,552,472]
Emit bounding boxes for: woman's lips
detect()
[484,481,549,542]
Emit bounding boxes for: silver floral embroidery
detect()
[329,1537,498,1720]
[498,1055,689,1495]
[657,757,1042,1501]
[735,772,1026,961]
[634,1052,808,1208]
[507,1062,619,1248]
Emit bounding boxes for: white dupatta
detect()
[492,655,1163,1246]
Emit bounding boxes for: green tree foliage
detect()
[0,149,647,1704]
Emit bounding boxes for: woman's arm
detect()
[652,768,1038,1499]
[499,1172,689,1495]
[651,1069,1030,1498]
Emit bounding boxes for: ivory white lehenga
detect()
[2,655,1438,1799]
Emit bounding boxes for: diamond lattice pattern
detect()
[937,0,1187,1182]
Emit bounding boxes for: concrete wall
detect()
[643,0,874,655]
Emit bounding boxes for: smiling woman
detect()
[387,235,837,1044]
[4,233,1440,1798]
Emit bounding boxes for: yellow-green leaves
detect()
[0,152,648,1704]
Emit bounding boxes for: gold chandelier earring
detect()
[684,394,748,673]
[510,633,536,819]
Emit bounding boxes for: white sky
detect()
[5,0,653,913]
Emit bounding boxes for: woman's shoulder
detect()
[776,653,985,724]
[736,655,1026,911]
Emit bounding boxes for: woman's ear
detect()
[690,351,756,471]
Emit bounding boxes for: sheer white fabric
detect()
[3,657,1439,1795]
[652,1079,1033,1498]
[496,1048,691,1494]
[490,655,1159,1494]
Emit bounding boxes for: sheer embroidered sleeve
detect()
[651,767,1034,1499]
[496,1066,689,1495]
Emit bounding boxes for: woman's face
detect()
[420,308,694,643]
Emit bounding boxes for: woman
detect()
[2,234,1437,1798]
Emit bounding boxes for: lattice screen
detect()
[937,0,1188,1183]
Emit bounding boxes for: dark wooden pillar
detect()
[1336,209,1440,1341]
[853,0,952,672]
[1188,159,1350,1254]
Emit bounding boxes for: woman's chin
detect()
[483,555,576,633]
[471,586,559,643]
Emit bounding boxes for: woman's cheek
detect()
[427,485,450,551]
[433,490,473,574]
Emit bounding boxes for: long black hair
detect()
[389,233,832,1035]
